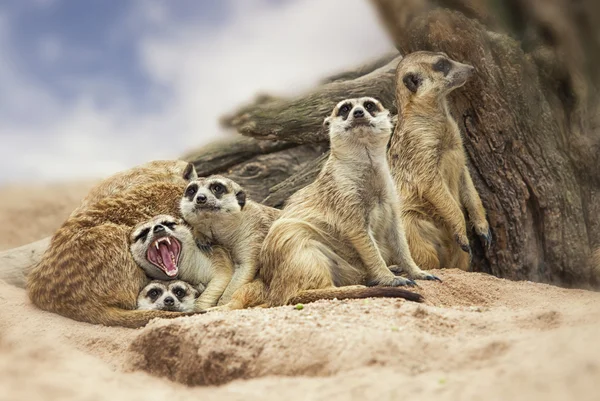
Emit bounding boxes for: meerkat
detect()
[0,160,196,288]
[180,176,280,305]
[27,180,199,328]
[252,97,437,308]
[389,51,491,271]
[129,214,234,310]
[137,280,200,312]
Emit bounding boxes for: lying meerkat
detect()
[390,51,491,271]
[27,176,199,328]
[130,214,234,310]
[253,97,436,307]
[180,176,280,305]
[137,280,201,312]
[0,160,196,288]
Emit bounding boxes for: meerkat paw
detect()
[389,265,442,282]
[454,233,471,253]
[475,225,492,249]
[368,274,417,287]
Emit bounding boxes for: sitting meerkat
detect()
[137,280,201,312]
[179,177,280,305]
[130,215,234,310]
[27,162,199,328]
[256,97,437,307]
[389,51,491,271]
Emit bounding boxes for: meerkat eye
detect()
[185,184,198,199]
[433,58,451,76]
[173,288,186,299]
[147,288,162,299]
[363,101,375,111]
[134,228,150,242]
[210,183,226,195]
[338,103,351,117]
[163,221,177,230]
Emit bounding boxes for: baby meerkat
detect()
[27,161,199,328]
[130,215,234,310]
[137,280,200,312]
[257,97,436,307]
[180,177,280,305]
[390,51,491,270]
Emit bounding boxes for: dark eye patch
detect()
[162,221,177,230]
[185,184,198,200]
[337,103,352,120]
[210,182,226,198]
[173,287,186,299]
[363,100,379,116]
[433,58,451,76]
[134,228,150,242]
[147,288,162,300]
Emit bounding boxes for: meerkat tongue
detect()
[158,243,178,277]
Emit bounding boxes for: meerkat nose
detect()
[164,297,174,306]
[154,225,165,233]
[196,194,207,204]
[353,109,364,118]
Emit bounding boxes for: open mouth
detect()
[146,236,181,277]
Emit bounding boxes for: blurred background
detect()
[0,0,394,184]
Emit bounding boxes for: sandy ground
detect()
[0,183,599,401]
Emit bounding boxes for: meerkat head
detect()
[180,176,247,226]
[130,215,195,280]
[395,51,475,106]
[137,280,200,312]
[323,97,393,150]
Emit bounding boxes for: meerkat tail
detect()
[95,307,195,328]
[288,285,424,305]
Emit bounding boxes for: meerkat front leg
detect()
[194,249,234,311]
[387,205,442,281]
[460,166,491,248]
[424,179,471,254]
[348,229,416,287]
[217,254,258,306]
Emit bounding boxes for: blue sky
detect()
[0,0,393,183]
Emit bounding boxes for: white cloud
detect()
[0,0,394,184]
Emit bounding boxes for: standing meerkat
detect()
[130,214,234,310]
[255,97,437,307]
[27,178,199,328]
[180,176,280,305]
[137,280,201,313]
[389,51,491,271]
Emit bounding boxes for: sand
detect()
[0,183,599,401]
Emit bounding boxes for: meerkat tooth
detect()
[155,242,160,250]
[166,237,171,245]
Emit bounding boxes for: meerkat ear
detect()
[235,191,246,210]
[183,162,197,181]
[403,73,422,93]
[323,116,332,131]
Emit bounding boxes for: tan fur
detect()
[180,176,280,306]
[251,97,431,308]
[129,214,234,310]
[390,51,490,271]
[27,161,198,328]
[79,160,196,209]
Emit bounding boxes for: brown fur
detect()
[27,177,196,328]
[389,51,490,271]
[79,160,195,209]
